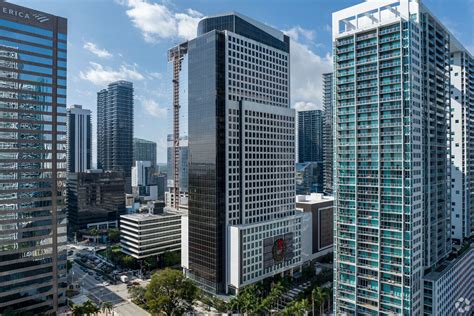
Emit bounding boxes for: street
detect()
[68,245,150,316]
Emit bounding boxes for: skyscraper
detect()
[333,1,454,314]
[0,2,67,313]
[322,72,334,195]
[297,109,324,163]
[133,137,157,167]
[97,80,134,190]
[450,44,474,243]
[182,13,300,294]
[67,105,92,172]
[166,134,188,194]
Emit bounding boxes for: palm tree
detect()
[82,300,99,315]
[71,304,84,316]
[313,287,325,315]
[101,301,114,316]
[323,287,333,314]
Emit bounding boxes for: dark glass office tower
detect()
[133,137,157,167]
[97,81,134,191]
[298,109,324,163]
[67,105,92,172]
[185,13,297,295]
[0,2,67,313]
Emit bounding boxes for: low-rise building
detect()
[120,211,182,259]
[296,193,334,263]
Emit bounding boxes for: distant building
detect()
[133,137,157,167]
[297,109,323,163]
[296,162,324,194]
[97,81,134,192]
[67,105,92,172]
[67,170,125,235]
[120,212,182,259]
[296,193,334,263]
[167,134,189,194]
[131,161,158,201]
[322,73,334,195]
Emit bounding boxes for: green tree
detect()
[108,228,120,244]
[89,228,99,245]
[128,285,147,307]
[82,300,100,315]
[121,255,135,269]
[71,304,84,316]
[101,301,114,316]
[312,287,326,315]
[145,268,198,315]
[163,250,180,267]
[67,260,73,273]
[279,299,309,316]
[259,282,284,313]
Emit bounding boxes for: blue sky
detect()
[11,0,474,163]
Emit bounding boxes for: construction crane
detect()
[167,42,188,210]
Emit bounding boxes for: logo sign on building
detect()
[263,233,294,269]
[1,6,50,24]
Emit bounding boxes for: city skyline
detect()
[11,0,474,163]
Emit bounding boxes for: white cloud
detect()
[83,42,113,58]
[141,98,167,117]
[79,62,144,85]
[290,39,332,108]
[294,101,322,111]
[119,0,202,43]
[285,26,315,42]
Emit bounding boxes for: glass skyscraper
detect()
[67,105,92,172]
[323,72,334,195]
[297,109,324,163]
[97,80,134,191]
[133,137,157,167]
[332,0,470,314]
[0,2,67,313]
[182,13,300,295]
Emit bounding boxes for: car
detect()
[88,271,93,276]
[95,276,101,281]
[103,282,110,286]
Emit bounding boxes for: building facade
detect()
[133,137,157,167]
[182,13,300,294]
[297,109,324,163]
[97,80,134,190]
[333,1,453,314]
[166,134,189,194]
[450,45,474,243]
[131,160,158,202]
[66,170,125,235]
[120,212,181,259]
[0,2,67,313]
[67,105,92,172]
[422,245,474,316]
[322,72,334,195]
[296,194,334,263]
[295,161,324,194]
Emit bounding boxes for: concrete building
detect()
[97,80,134,192]
[66,170,125,236]
[180,12,300,294]
[0,2,68,313]
[295,161,324,194]
[332,1,453,314]
[297,109,324,163]
[133,137,157,167]
[322,73,334,195]
[422,244,474,315]
[296,194,334,263]
[450,45,474,244]
[67,105,92,172]
[120,212,181,259]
